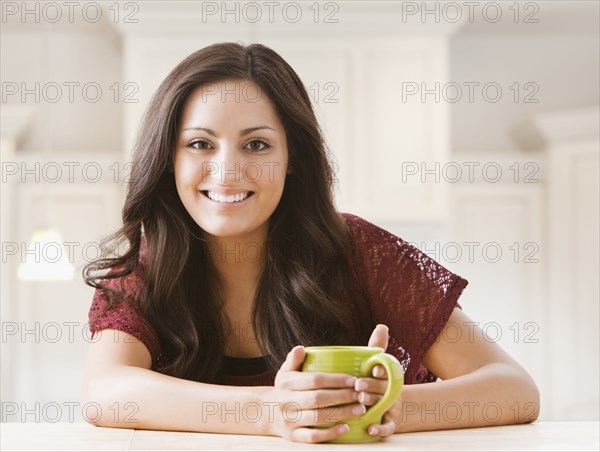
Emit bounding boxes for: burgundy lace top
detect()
[88,212,469,386]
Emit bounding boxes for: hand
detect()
[268,345,366,443]
[354,324,396,438]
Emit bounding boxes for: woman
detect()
[82,42,540,443]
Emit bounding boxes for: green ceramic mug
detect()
[302,346,404,443]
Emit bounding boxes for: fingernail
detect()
[355,380,368,391]
[369,426,379,436]
[352,404,366,415]
[352,391,359,400]
[346,377,357,387]
[338,424,350,434]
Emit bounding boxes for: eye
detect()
[245,139,271,152]
[186,139,212,151]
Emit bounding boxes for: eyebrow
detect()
[181,126,276,137]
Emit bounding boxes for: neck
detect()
[203,222,269,293]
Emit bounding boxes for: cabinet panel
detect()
[449,182,547,417]
[5,170,121,417]
[547,141,599,420]
[253,38,450,222]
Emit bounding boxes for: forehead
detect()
[180,80,280,127]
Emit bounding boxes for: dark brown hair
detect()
[83,42,364,383]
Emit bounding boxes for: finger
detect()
[368,324,389,350]
[358,391,382,406]
[372,365,387,379]
[293,402,366,427]
[292,388,359,410]
[368,412,396,438]
[355,377,388,395]
[283,371,357,391]
[289,423,350,444]
[279,345,306,372]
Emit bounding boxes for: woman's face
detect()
[174,79,289,241]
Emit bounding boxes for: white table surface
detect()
[1,421,598,451]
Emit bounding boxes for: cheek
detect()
[267,172,288,206]
[174,156,202,191]
[260,164,286,193]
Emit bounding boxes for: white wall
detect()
[0,24,122,153]
[450,34,600,153]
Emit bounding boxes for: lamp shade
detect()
[17,229,75,281]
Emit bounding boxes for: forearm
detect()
[394,363,540,433]
[83,366,274,435]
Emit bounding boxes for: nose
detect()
[208,145,244,185]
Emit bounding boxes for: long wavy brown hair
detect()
[83,42,368,383]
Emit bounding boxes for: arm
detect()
[81,329,273,435]
[356,309,540,436]
[393,307,540,432]
[81,331,363,442]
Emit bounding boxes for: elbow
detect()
[521,376,541,424]
[81,376,108,427]
[505,364,541,424]
[81,374,132,429]
[484,362,541,425]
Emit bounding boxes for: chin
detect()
[199,222,250,238]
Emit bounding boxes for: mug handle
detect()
[359,353,404,426]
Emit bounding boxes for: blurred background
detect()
[1,1,598,423]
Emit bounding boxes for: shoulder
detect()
[101,257,147,303]
[339,212,406,251]
[88,238,162,364]
[338,212,465,289]
[339,211,372,232]
[90,238,149,318]
[337,212,411,285]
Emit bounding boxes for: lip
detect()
[200,190,255,208]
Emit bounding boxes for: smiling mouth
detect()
[200,190,255,203]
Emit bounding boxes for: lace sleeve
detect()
[342,213,469,384]
[87,262,162,366]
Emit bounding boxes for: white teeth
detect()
[206,190,250,203]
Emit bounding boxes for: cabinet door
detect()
[353,39,449,222]
[547,140,600,420]
[250,37,450,222]
[4,158,122,418]
[449,181,546,415]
